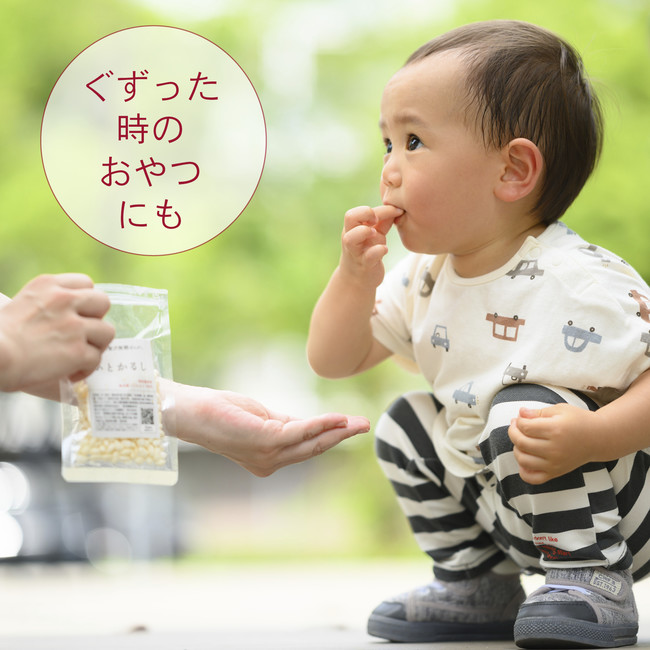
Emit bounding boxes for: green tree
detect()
[2,0,648,556]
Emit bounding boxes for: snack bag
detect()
[61,284,177,485]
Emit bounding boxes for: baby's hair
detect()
[407,20,603,224]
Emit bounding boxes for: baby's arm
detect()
[508,369,650,484]
[307,204,402,378]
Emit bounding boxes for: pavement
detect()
[0,559,649,650]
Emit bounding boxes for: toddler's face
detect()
[379,51,504,258]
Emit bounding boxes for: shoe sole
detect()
[514,617,638,648]
[367,613,515,643]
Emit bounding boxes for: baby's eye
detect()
[383,138,393,154]
[407,135,422,151]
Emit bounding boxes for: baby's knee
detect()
[377,391,439,435]
[375,391,440,455]
[480,384,564,465]
[375,391,446,481]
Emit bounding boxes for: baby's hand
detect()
[508,403,598,484]
[340,204,403,287]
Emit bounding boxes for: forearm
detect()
[162,380,249,453]
[308,203,402,378]
[510,370,650,484]
[162,380,370,476]
[0,295,13,392]
[0,333,11,393]
[307,266,380,378]
[22,381,61,401]
[589,370,650,461]
[162,380,217,449]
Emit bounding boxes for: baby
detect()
[308,20,650,649]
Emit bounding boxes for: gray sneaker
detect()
[514,567,638,648]
[367,572,526,643]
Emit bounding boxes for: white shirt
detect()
[371,222,650,476]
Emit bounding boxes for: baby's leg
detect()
[479,383,630,571]
[369,391,525,642]
[479,384,639,649]
[375,390,514,577]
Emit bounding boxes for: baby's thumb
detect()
[518,405,553,419]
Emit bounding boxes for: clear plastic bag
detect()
[61,284,178,485]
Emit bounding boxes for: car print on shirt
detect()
[502,363,528,385]
[562,321,602,352]
[485,313,526,342]
[506,259,545,280]
[578,244,612,266]
[419,269,435,297]
[453,381,478,408]
[431,325,450,351]
[629,290,650,323]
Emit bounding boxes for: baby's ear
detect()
[494,138,543,203]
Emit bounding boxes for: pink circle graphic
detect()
[41,26,266,255]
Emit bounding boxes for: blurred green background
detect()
[1,0,649,562]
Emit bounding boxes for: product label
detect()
[590,570,622,596]
[86,338,159,438]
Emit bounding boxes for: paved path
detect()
[0,560,648,649]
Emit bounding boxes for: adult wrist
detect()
[0,331,15,392]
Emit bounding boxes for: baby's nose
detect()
[381,158,401,188]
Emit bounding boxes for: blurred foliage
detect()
[1,0,649,558]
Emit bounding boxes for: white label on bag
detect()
[86,338,159,438]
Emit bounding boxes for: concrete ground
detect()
[0,559,648,650]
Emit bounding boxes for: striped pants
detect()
[375,384,650,582]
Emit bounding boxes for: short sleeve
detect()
[371,253,434,363]
[574,255,650,391]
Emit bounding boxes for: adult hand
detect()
[0,274,115,392]
[171,383,370,476]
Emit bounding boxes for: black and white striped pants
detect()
[375,384,650,582]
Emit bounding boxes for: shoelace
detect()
[543,584,592,596]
